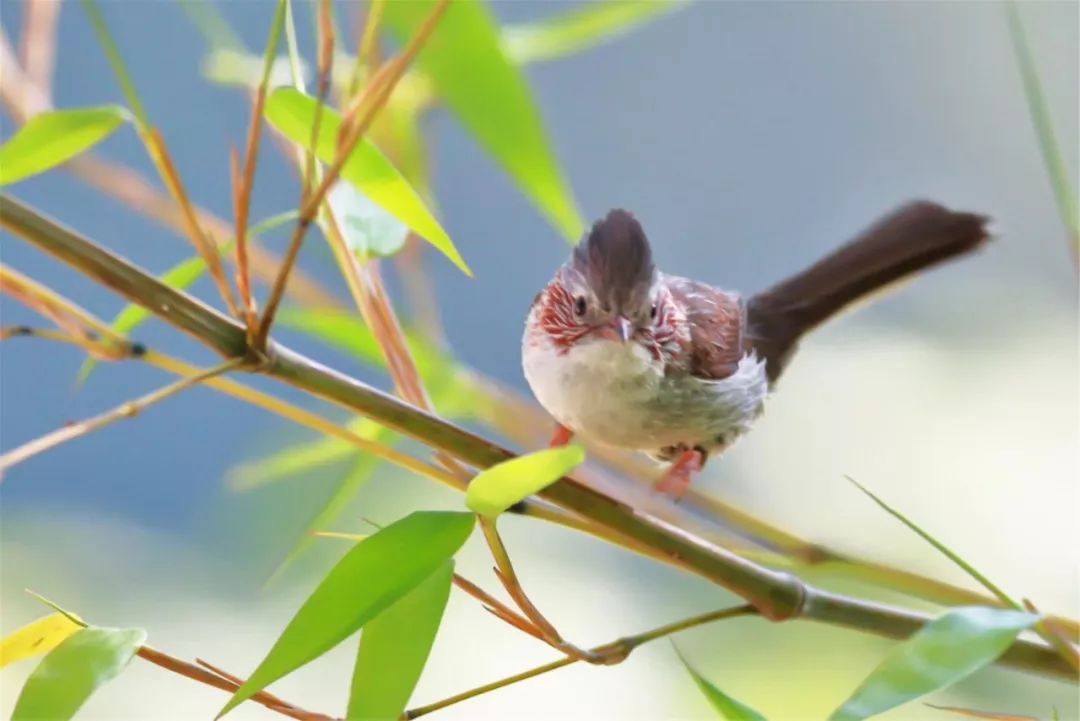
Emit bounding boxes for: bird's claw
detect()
[654,449,703,501]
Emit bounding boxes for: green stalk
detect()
[1,194,1074,682]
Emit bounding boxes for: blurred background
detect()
[1,1,1077,719]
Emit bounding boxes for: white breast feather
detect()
[523,331,769,454]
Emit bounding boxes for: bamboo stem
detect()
[1,194,1074,682]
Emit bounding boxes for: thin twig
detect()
[479,517,605,664]
[19,0,61,99]
[349,0,385,97]
[254,0,451,348]
[0,357,245,474]
[405,605,758,719]
[135,646,335,721]
[0,265,121,344]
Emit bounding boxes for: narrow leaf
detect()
[348,561,454,720]
[264,87,469,275]
[81,0,149,127]
[1005,2,1079,251]
[1,613,84,668]
[204,48,299,89]
[12,626,146,721]
[925,703,1040,721]
[846,477,1017,608]
[264,430,398,587]
[0,107,128,185]
[503,0,688,65]
[673,645,767,721]
[227,417,385,492]
[829,607,1039,721]
[217,511,475,718]
[177,0,245,51]
[382,0,585,242]
[466,445,585,519]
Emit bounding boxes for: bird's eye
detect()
[573,296,587,317]
[650,303,658,320]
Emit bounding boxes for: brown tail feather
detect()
[747,200,991,382]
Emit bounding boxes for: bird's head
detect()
[531,210,677,355]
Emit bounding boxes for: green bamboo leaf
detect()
[177,0,245,51]
[327,182,410,260]
[263,88,470,275]
[77,210,299,384]
[81,0,148,127]
[503,0,688,65]
[217,511,475,718]
[466,445,585,518]
[203,48,299,88]
[924,703,1040,720]
[276,308,444,379]
[278,309,479,419]
[347,561,454,720]
[846,478,1017,608]
[1005,2,1079,252]
[673,645,767,721]
[0,107,128,185]
[12,626,146,721]
[382,0,585,242]
[263,427,400,588]
[227,437,348,491]
[829,607,1040,721]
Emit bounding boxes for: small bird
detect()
[522,201,990,497]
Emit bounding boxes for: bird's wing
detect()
[664,276,747,381]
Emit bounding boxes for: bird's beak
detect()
[611,315,633,344]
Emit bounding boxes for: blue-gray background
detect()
[1,1,1077,719]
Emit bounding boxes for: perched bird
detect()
[522,201,990,497]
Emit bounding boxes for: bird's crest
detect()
[571,209,656,312]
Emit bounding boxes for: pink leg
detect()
[654,449,703,500]
[549,424,574,448]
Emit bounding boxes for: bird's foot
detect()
[654,449,703,500]
[549,423,574,448]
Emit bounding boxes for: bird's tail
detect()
[746,201,991,382]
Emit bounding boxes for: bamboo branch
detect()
[136,646,334,721]
[0,27,337,310]
[405,604,759,719]
[3,195,1073,681]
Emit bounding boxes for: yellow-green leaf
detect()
[830,607,1039,721]
[217,511,475,718]
[0,613,85,668]
[674,645,767,721]
[382,0,585,242]
[263,429,399,588]
[348,561,454,720]
[227,416,385,492]
[503,0,688,65]
[12,626,145,721]
[264,87,469,275]
[466,445,585,518]
[0,107,128,185]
